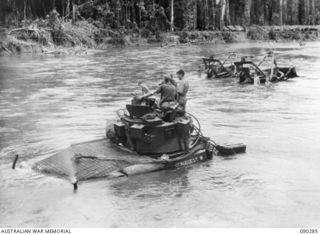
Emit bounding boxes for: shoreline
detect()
[1,24,319,57]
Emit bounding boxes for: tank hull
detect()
[111,138,214,176]
[33,138,214,181]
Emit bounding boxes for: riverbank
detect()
[1,21,320,56]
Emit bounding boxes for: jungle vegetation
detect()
[1,0,319,55]
[1,0,320,31]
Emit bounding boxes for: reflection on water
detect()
[1,42,320,227]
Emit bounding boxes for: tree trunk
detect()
[293,0,299,24]
[225,0,230,26]
[170,0,174,31]
[311,0,316,25]
[194,0,197,30]
[61,0,64,18]
[279,0,283,25]
[204,0,209,29]
[23,0,27,26]
[66,0,70,17]
[124,2,127,23]
[139,0,142,26]
[72,3,76,24]
[131,1,135,24]
[212,0,217,29]
[282,0,287,24]
[220,0,226,30]
[305,0,309,24]
[244,0,252,26]
[208,0,213,27]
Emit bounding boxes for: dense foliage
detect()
[0,0,320,31]
[1,0,320,31]
[1,0,319,56]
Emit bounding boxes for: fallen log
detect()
[8,27,35,35]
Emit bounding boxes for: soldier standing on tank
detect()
[176,70,189,113]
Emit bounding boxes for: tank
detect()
[106,96,215,158]
[32,96,246,183]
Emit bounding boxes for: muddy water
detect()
[0,42,320,227]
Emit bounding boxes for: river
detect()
[0,42,320,227]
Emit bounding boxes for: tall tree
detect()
[23,0,27,23]
[170,0,174,31]
[311,0,316,25]
[244,0,252,26]
[204,0,209,29]
[193,0,197,30]
[66,0,70,17]
[282,0,287,24]
[305,0,310,24]
[225,0,230,26]
[220,0,226,29]
[279,0,283,25]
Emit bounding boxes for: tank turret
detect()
[107,97,193,155]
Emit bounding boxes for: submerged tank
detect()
[203,54,237,79]
[33,96,246,183]
[105,96,246,170]
[234,57,298,84]
[203,53,298,83]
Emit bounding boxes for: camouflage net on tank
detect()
[32,139,158,181]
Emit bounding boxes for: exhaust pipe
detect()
[121,163,165,176]
[12,155,19,169]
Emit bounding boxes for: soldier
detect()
[140,76,178,111]
[176,70,189,112]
